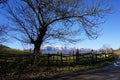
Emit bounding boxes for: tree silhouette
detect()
[0,25,7,43]
[0,0,7,4]
[3,0,112,53]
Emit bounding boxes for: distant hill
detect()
[0,45,25,54]
[0,44,10,49]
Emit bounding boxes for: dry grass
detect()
[114,49,120,54]
[0,46,117,80]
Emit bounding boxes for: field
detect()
[0,45,117,80]
[114,49,120,54]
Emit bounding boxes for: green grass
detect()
[0,45,117,80]
[0,45,29,54]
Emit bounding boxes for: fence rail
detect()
[0,52,115,67]
[47,52,114,66]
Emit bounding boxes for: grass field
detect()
[0,45,117,80]
[0,45,27,54]
[114,49,120,54]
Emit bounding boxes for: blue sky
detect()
[76,0,120,50]
[1,0,120,50]
[75,0,120,50]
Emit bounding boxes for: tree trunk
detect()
[34,43,41,54]
[32,42,42,69]
[33,26,47,54]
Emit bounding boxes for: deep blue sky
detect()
[1,0,120,50]
[75,0,120,50]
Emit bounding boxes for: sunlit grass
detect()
[114,49,120,54]
[0,46,117,80]
[0,47,25,54]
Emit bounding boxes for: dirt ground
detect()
[51,65,120,80]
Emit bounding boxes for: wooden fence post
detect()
[60,53,63,66]
[56,52,59,66]
[76,49,79,64]
[105,53,107,60]
[47,53,50,66]
[89,53,92,65]
[90,50,94,64]
[91,53,94,64]
[72,53,75,65]
[95,54,97,63]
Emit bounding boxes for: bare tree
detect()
[3,0,112,53]
[0,25,7,43]
[0,0,7,3]
[0,0,7,9]
[0,0,8,44]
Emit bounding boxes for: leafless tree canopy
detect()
[0,0,7,3]
[0,0,8,7]
[0,25,7,43]
[3,0,112,53]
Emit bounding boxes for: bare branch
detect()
[0,25,8,43]
[1,0,112,53]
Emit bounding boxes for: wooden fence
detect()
[0,52,115,68]
[46,52,115,66]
